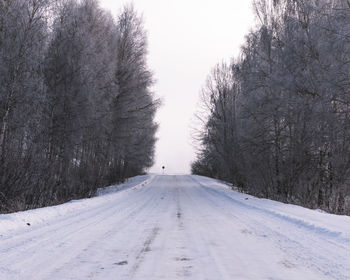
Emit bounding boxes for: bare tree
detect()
[0,0,159,212]
[192,0,350,215]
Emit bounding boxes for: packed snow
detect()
[0,175,349,279]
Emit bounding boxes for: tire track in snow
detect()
[1,175,348,280]
[189,175,350,280]
[129,227,160,277]
[0,178,159,278]
[0,184,152,258]
[0,176,156,253]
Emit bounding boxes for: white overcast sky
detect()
[99,0,255,174]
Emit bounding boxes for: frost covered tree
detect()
[192,0,350,215]
[192,63,243,185]
[43,0,119,200]
[111,4,159,179]
[0,0,50,210]
[0,0,159,212]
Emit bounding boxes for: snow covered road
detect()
[1,175,350,280]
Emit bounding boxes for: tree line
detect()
[192,0,350,215]
[0,0,159,212]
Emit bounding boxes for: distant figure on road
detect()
[162,166,165,174]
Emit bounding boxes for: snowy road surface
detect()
[1,175,350,280]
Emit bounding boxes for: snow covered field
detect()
[0,175,349,280]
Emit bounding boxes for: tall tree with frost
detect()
[192,0,350,214]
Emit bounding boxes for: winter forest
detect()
[2,1,350,278]
[0,0,159,212]
[2,0,350,217]
[192,0,350,215]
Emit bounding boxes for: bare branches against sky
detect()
[100,0,255,173]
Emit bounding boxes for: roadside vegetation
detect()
[192,0,350,215]
[0,0,159,213]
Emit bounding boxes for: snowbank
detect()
[0,175,154,235]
